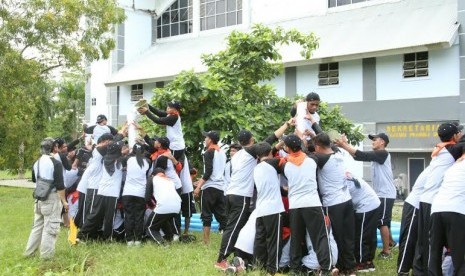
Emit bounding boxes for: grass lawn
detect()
[0,170,32,180]
[0,186,402,275]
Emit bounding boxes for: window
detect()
[318,63,339,86]
[200,0,242,31]
[156,0,193,39]
[131,84,144,101]
[403,52,428,78]
[91,98,97,106]
[329,0,371,8]
[112,22,125,72]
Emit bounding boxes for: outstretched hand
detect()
[334,134,348,146]
[137,107,148,115]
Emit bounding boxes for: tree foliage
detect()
[142,24,363,168]
[0,49,52,173]
[46,73,86,142]
[1,0,125,70]
[0,0,125,172]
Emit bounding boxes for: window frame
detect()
[130,84,144,102]
[156,0,193,39]
[318,62,339,86]
[402,51,429,79]
[200,0,242,31]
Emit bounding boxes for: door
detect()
[408,158,425,191]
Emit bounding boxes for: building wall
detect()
[88,59,112,123]
[123,11,153,65]
[118,83,157,117]
[376,45,460,100]
[250,0,327,23]
[296,59,363,102]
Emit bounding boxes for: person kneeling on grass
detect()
[145,168,181,245]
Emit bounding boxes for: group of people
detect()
[23,92,465,276]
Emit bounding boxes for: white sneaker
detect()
[134,241,142,246]
[173,234,180,242]
[127,241,135,247]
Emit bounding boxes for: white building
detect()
[86,0,465,196]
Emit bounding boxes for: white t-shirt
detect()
[180,155,193,194]
[317,153,352,207]
[78,148,104,191]
[405,167,429,209]
[162,157,182,190]
[166,117,185,151]
[431,158,465,215]
[284,157,322,209]
[203,149,227,191]
[420,147,456,204]
[295,101,320,138]
[346,173,380,213]
[372,153,396,199]
[226,149,257,197]
[152,175,181,214]
[33,155,55,180]
[234,210,257,254]
[98,163,123,198]
[224,160,232,194]
[302,228,338,269]
[254,161,285,217]
[93,124,111,145]
[122,157,149,198]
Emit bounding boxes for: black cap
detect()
[238,129,253,145]
[202,131,220,144]
[452,122,464,132]
[167,100,181,110]
[96,114,107,124]
[437,123,460,141]
[156,137,170,149]
[305,92,320,102]
[284,134,302,152]
[368,133,390,146]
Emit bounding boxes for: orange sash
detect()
[286,151,306,166]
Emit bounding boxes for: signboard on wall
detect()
[377,121,457,151]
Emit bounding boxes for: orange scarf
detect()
[431,141,456,158]
[208,144,220,151]
[286,151,306,166]
[150,148,169,161]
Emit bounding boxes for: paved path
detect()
[0,179,34,189]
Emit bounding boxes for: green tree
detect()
[0,0,125,174]
[46,73,86,142]
[141,24,363,168]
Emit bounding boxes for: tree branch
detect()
[41,63,63,74]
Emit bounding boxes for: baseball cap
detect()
[238,129,253,145]
[167,100,181,110]
[202,130,220,144]
[368,133,389,146]
[452,122,464,132]
[96,114,107,123]
[284,134,302,152]
[156,137,170,149]
[437,123,460,141]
